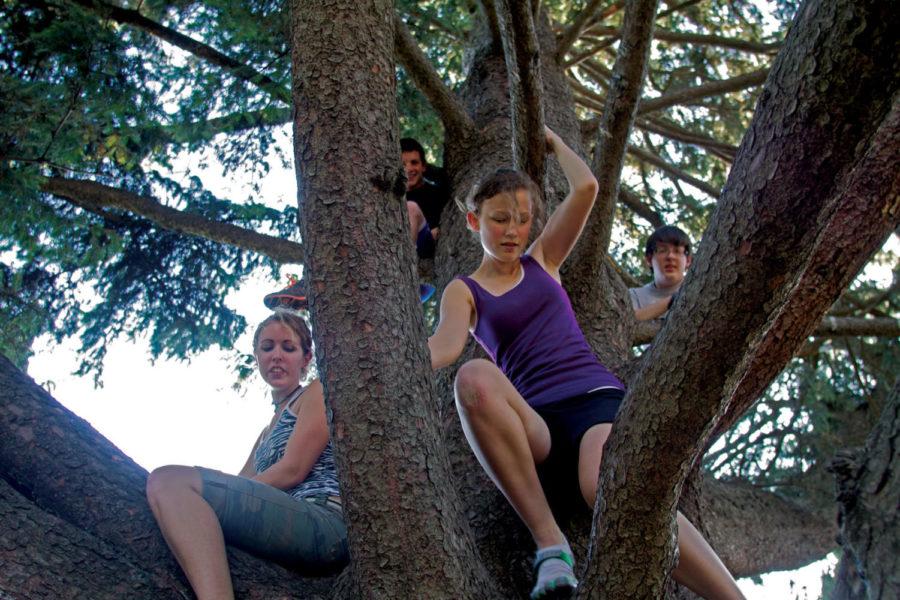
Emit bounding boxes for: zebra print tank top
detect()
[254,387,340,500]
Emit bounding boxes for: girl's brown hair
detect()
[252,309,313,356]
[461,168,544,218]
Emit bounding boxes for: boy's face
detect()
[646,242,691,290]
[402,150,425,191]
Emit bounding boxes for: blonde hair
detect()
[252,309,313,356]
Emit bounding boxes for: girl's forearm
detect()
[549,130,596,194]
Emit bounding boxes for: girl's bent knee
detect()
[455,359,506,416]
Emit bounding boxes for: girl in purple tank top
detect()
[427,128,744,600]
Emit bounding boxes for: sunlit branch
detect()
[638,68,768,115]
[555,0,607,61]
[636,116,737,162]
[393,15,475,138]
[70,0,291,104]
[619,187,665,228]
[581,25,782,54]
[627,144,721,198]
[41,177,304,264]
[633,316,900,346]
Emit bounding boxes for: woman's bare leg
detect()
[146,465,234,600]
[454,359,562,547]
[578,429,744,600]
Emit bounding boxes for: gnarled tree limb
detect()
[582,0,899,596]
[638,68,768,115]
[555,0,607,61]
[393,15,475,139]
[69,0,291,104]
[634,316,900,346]
[41,177,304,264]
[627,143,721,199]
[495,0,546,184]
[565,0,660,296]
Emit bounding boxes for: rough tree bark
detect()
[0,356,331,599]
[290,1,493,598]
[3,0,896,598]
[830,380,900,599]
[581,0,899,598]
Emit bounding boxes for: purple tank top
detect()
[459,255,624,408]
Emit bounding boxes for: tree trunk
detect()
[289,2,494,598]
[4,0,896,597]
[831,380,900,599]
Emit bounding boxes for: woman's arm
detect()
[428,279,475,370]
[237,430,264,477]
[530,127,599,273]
[252,379,330,491]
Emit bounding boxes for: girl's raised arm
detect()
[428,279,475,370]
[531,128,598,272]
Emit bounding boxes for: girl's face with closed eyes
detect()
[467,189,534,262]
[254,322,312,396]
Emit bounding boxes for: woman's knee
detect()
[146,465,200,508]
[454,359,502,414]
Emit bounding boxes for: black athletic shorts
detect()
[535,387,625,511]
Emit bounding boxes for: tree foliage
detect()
[0,0,897,596]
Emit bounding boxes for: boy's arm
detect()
[633,296,672,321]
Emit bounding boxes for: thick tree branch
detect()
[41,177,304,264]
[477,0,504,51]
[585,0,899,596]
[69,0,291,104]
[710,94,900,441]
[633,316,900,346]
[635,116,738,162]
[555,0,607,61]
[393,15,475,139]
[564,0,659,315]
[582,25,782,54]
[638,68,768,115]
[627,143,721,198]
[691,477,836,578]
[831,380,900,599]
[0,356,331,598]
[619,186,665,228]
[495,0,546,184]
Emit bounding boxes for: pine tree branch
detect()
[555,0,607,61]
[583,0,660,254]
[634,316,900,346]
[637,68,768,115]
[635,116,738,162]
[619,187,665,228]
[581,25,782,54]
[41,177,304,264]
[657,0,704,19]
[69,0,291,104]
[477,0,504,51]
[393,15,475,139]
[627,143,721,198]
[495,0,546,184]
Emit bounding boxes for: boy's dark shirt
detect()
[407,167,450,229]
